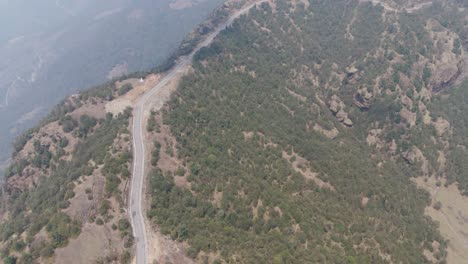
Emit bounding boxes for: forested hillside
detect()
[0,1,266,262]
[1,0,467,263]
[0,77,141,263]
[145,0,468,263]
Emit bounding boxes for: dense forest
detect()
[146,0,468,263]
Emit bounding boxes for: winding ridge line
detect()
[128,1,266,263]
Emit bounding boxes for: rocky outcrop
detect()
[344,65,360,85]
[430,63,461,93]
[402,146,429,175]
[337,110,354,127]
[366,128,383,148]
[329,95,353,127]
[354,87,373,111]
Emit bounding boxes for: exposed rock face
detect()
[402,146,429,175]
[366,128,383,148]
[431,63,461,93]
[328,95,353,127]
[344,66,360,85]
[337,110,354,127]
[329,96,341,114]
[354,88,373,111]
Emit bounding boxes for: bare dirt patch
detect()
[286,87,306,102]
[312,123,338,139]
[413,177,468,264]
[432,117,451,137]
[57,127,132,263]
[406,1,433,13]
[400,107,416,127]
[63,170,106,223]
[147,226,194,264]
[213,189,223,208]
[55,223,123,264]
[251,199,263,219]
[144,70,185,116]
[70,100,106,120]
[151,112,190,189]
[282,150,335,191]
[105,74,160,115]
[243,131,254,140]
[361,196,369,207]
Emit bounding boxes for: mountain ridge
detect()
[1,0,468,263]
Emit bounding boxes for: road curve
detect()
[129,1,265,263]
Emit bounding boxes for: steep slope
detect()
[1,0,467,263]
[143,0,468,263]
[0,77,145,263]
[0,0,225,176]
[0,1,262,263]
[132,2,269,263]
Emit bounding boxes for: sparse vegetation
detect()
[2,0,468,263]
[0,95,132,262]
[145,0,468,262]
[118,83,133,96]
[147,111,157,132]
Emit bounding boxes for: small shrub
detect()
[118,219,130,231]
[96,218,104,225]
[120,250,131,264]
[118,83,133,96]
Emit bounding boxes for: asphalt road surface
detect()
[129,1,265,263]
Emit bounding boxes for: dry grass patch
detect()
[282,150,335,191]
[413,177,468,264]
[151,112,190,189]
[286,87,307,102]
[63,170,105,223]
[54,222,123,264]
[70,100,106,120]
[105,74,160,115]
[312,123,339,139]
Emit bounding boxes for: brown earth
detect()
[413,177,468,264]
[282,150,335,191]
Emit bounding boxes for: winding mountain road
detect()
[128,1,265,263]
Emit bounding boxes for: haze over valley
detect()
[0,0,224,171]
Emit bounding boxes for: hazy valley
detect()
[0,0,224,173]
